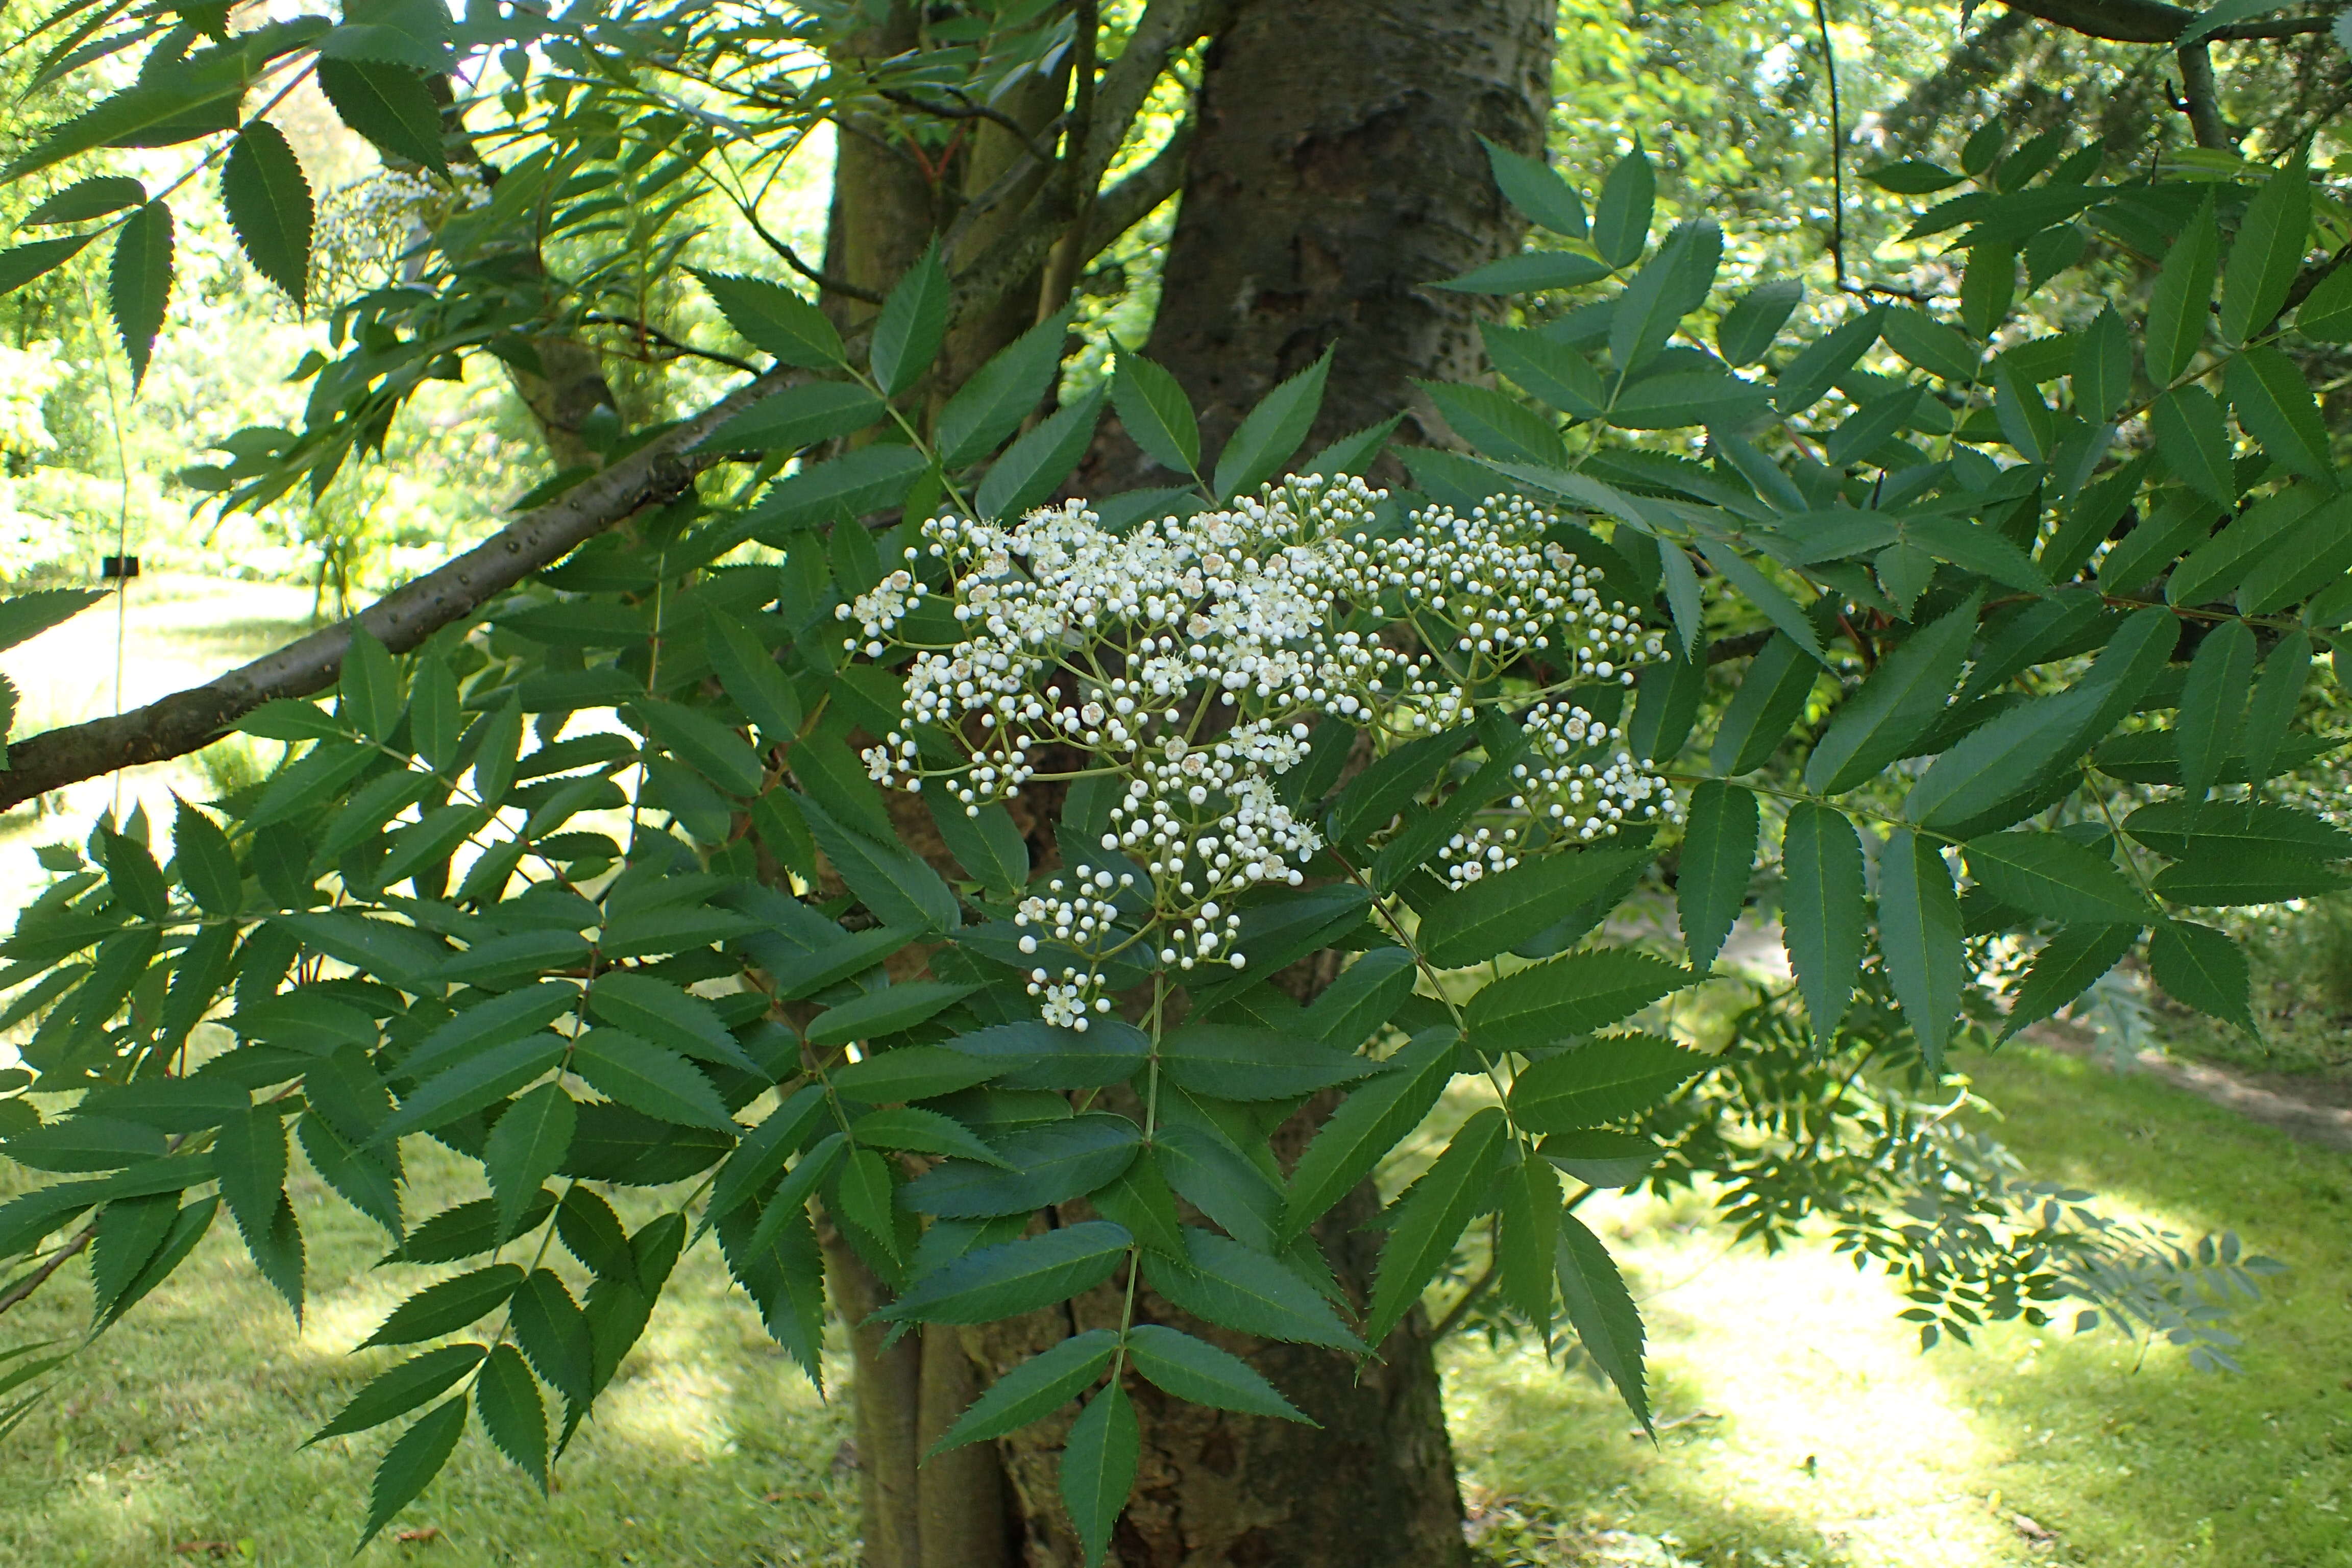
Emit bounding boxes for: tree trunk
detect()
[1090,0,1557,493]
[825,3,1558,1564]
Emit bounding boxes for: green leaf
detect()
[1866,159,1967,194]
[1127,1324,1311,1424]
[1708,634,1817,775]
[931,1330,1119,1456]
[1298,948,1416,1052]
[2294,258,2352,340]
[1804,594,1977,792]
[2147,919,2256,1035]
[24,177,148,226]
[1773,307,1882,418]
[1159,1025,1378,1102]
[1438,251,1613,294]
[1479,134,1586,236]
[1212,348,1332,500]
[1484,323,1607,418]
[474,1343,548,1491]
[2176,619,2256,800]
[3,64,251,183]
[638,698,764,798]
[2123,799,2352,861]
[2073,307,2131,422]
[2144,199,2217,385]
[584,972,749,1073]
[899,1114,1140,1218]
[308,1344,485,1444]
[1092,1153,1187,1259]
[1695,543,1827,666]
[361,1265,523,1349]
[808,981,974,1049]
[0,233,96,299]
[976,386,1104,520]
[702,614,801,743]
[1878,829,1963,1070]
[1610,219,1721,372]
[482,1084,574,1241]
[316,57,445,175]
[2219,149,2309,345]
[1591,139,1655,269]
[882,1220,1132,1325]
[213,1106,285,1258]
[926,798,1028,898]
[0,588,105,656]
[1061,1379,1138,1568]
[1507,1033,1708,1132]
[938,306,1073,468]
[100,828,168,921]
[698,381,885,455]
[2001,923,2138,1041]
[793,795,960,933]
[2223,345,2333,485]
[2151,850,2350,904]
[1497,1153,1562,1334]
[1716,280,1803,367]
[871,241,948,396]
[749,447,926,543]
[1282,1027,1458,1240]
[2240,628,2311,788]
[298,1114,402,1238]
[851,1107,1007,1167]
[570,1030,735,1133]
[1538,1128,1658,1189]
[1367,1107,1508,1343]
[401,984,580,1083]
[1677,782,1756,971]
[108,201,172,389]
[1141,1228,1366,1352]
[96,1194,215,1329]
[1964,832,2151,924]
[373,1034,567,1145]
[358,1396,467,1550]
[89,1193,178,1321]
[831,1043,999,1102]
[1417,848,1647,970]
[1110,351,1202,477]
[219,120,310,307]
[1298,414,1404,478]
[689,270,844,368]
[1466,949,1692,1053]
[1555,1212,1649,1434]
[2150,386,2235,507]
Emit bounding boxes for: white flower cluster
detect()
[838,476,1675,1021]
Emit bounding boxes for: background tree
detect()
[0,3,2337,1566]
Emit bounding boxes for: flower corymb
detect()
[839,477,1678,1024]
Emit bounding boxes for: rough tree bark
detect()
[1088,0,1557,495]
[828,4,1558,1566]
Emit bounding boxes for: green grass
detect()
[1448,1042,2352,1568]
[6,1042,2346,1566]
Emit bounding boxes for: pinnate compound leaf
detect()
[939,306,1074,468]
[1556,1213,1650,1434]
[1061,1381,1138,1568]
[1159,1025,1377,1101]
[796,794,960,933]
[2001,923,2139,1041]
[307,1344,485,1444]
[1878,829,1963,1069]
[2240,628,2311,789]
[2145,199,2218,385]
[2148,919,2256,1035]
[482,1084,575,1241]
[317,57,445,175]
[1677,781,1757,971]
[1126,1325,1311,1424]
[474,1343,548,1491]
[2176,619,2256,801]
[2225,345,2333,485]
[1465,949,1692,1054]
[1142,1228,1366,1352]
[2218,148,2309,345]
[698,381,885,456]
[1717,279,1803,366]
[1213,349,1332,500]
[881,1221,1132,1325]
[1508,1034,1708,1133]
[508,1269,593,1407]
[1591,140,1656,268]
[1805,593,1978,793]
[930,1330,1119,1456]
[1367,1107,1509,1343]
[24,177,146,226]
[899,1113,1139,1218]
[359,1396,467,1550]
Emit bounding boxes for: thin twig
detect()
[580,313,761,374]
[879,87,1057,169]
[1812,0,1846,290]
[738,203,885,305]
[2174,41,2235,151]
[0,1222,95,1317]
[1431,1262,1498,1340]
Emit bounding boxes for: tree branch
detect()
[1997,0,2335,43]
[2175,41,2235,150]
[0,370,799,812]
[1079,120,1193,264]
[879,86,1058,169]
